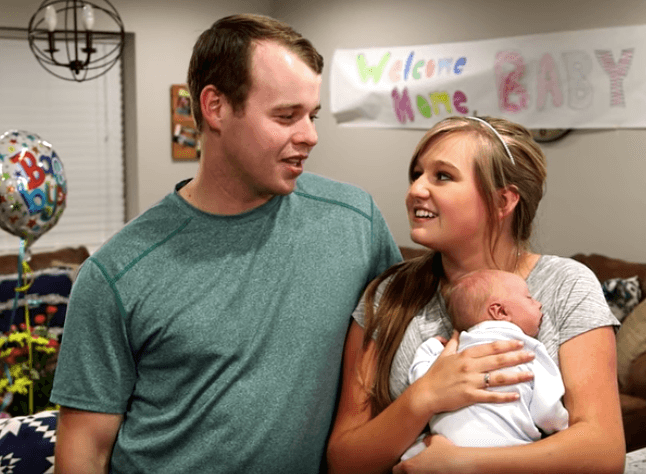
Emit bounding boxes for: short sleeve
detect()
[529,256,619,360]
[50,259,136,413]
[352,277,391,330]
[368,198,402,280]
[352,201,400,329]
[550,260,618,344]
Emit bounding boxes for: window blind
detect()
[0,36,125,255]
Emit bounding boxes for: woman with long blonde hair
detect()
[327,116,624,473]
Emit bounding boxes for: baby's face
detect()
[500,273,543,337]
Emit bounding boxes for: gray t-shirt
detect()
[352,255,619,400]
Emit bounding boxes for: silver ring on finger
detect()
[484,372,491,388]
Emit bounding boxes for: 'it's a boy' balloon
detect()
[0,130,67,248]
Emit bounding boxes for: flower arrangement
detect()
[0,305,60,416]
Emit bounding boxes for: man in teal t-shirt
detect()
[51,14,401,473]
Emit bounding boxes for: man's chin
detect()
[275,177,300,195]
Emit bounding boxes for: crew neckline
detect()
[172,179,283,221]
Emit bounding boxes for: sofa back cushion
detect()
[571,253,646,303]
[616,299,646,390]
[0,247,89,275]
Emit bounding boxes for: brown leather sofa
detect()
[571,253,646,453]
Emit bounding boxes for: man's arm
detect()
[55,406,123,474]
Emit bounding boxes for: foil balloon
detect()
[0,130,67,248]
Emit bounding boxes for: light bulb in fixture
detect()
[82,5,95,30]
[44,5,57,32]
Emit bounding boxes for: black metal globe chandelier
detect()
[27,0,125,82]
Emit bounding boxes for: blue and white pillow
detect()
[0,410,57,474]
[602,275,642,322]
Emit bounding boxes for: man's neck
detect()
[178,173,274,216]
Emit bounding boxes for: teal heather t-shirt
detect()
[51,173,401,473]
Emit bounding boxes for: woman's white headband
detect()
[469,117,515,165]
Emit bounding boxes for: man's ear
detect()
[488,302,511,321]
[497,185,520,220]
[200,85,226,132]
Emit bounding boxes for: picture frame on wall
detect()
[170,84,200,160]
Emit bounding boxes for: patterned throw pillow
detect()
[602,275,642,322]
[0,410,57,473]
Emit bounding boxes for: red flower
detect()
[34,314,46,325]
[5,347,28,365]
[46,306,57,314]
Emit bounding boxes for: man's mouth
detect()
[283,154,308,165]
[284,158,304,166]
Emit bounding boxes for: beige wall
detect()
[273,0,646,262]
[4,1,646,261]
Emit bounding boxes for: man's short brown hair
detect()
[187,14,324,130]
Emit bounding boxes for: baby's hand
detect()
[394,435,456,473]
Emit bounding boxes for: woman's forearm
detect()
[454,420,623,474]
[328,390,432,473]
[327,324,433,473]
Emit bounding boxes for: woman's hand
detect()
[410,331,535,417]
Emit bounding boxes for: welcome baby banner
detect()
[330,24,646,129]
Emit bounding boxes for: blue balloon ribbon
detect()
[8,239,27,329]
[2,239,27,414]
[3,238,36,415]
